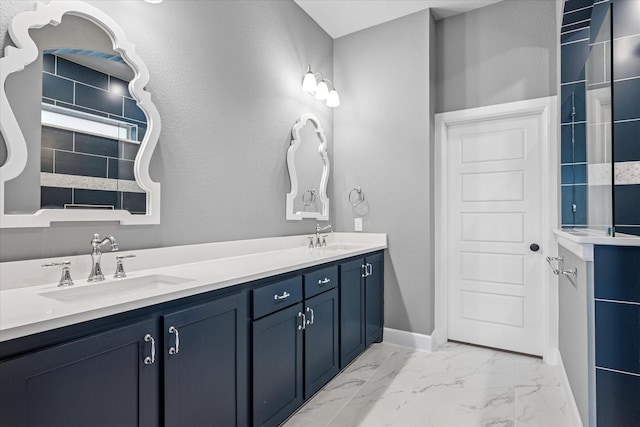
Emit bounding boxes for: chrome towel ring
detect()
[302,189,317,206]
[348,187,365,207]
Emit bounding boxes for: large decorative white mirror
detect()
[0,1,161,228]
[286,113,329,221]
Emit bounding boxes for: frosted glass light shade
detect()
[144,0,163,3]
[326,89,340,107]
[302,71,317,93]
[315,81,329,100]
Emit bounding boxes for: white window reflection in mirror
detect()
[0,1,160,228]
[286,113,329,221]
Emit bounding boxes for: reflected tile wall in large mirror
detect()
[0,1,161,227]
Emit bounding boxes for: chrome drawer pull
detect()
[361,264,367,278]
[318,278,331,285]
[367,263,373,277]
[143,334,156,365]
[306,307,314,325]
[274,291,290,301]
[168,326,180,355]
[298,312,306,330]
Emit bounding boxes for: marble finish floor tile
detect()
[283,342,580,427]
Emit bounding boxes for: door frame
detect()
[433,96,559,363]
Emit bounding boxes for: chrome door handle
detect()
[306,307,314,325]
[298,311,306,330]
[366,263,373,277]
[318,277,331,285]
[143,334,156,365]
[274,291,290,301]
[361,264,367,277]
[168,326,180,355]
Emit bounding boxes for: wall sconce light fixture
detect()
[144,0,163,3]
[302,65,340,107]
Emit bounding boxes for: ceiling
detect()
[294,0,504,39]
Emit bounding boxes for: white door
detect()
[446,113,544,356]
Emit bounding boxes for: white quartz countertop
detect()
[0,233,387,342]
[555,229,640,247]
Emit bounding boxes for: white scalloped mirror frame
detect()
[286,113,329,221]
[0,1,161,228]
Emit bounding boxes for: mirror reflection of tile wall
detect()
[560,0,640,236]
[40,53,147,214]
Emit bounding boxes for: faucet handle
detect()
[42,261,74,287]
[321,234,329,247]
[308,236,315,248]
[114,254,136,279]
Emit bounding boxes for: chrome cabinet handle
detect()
[274,291,290,301]
[306,307,314,325]
[361,263,373,277]
[298,312,306,330]
[143,334,156,365]
[318,277,331,285]
[168,326,180,355]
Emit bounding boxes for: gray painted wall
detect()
[435,0,557,113]
[1,0,559,340]
[333,10,434,335]
[0,0,334,261]
[558,245,591,427]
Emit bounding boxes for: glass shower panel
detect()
[585,6,613,235]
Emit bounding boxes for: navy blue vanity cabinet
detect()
[0,318,160,427]
[339,253,384,368]
[303,266,339,398]
[163,292,248,427]
[251,277,305,427]
[364,253,384,347]
[339,258,366,368]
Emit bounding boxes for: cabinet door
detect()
[365,253,384,347]
[163,292,248,427]
[339,258,365,368]
[304,288,339,398]
[0,319,159,427]
[252,303,304,427]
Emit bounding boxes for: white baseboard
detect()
[556,349,586,427]
[383,327,432,352]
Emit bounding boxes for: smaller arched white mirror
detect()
[286,113,329,221]
[0,1,160,228]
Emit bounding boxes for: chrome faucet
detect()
[88,233,119,282]
[315,224,332,247]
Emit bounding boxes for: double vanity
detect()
[0,232,387,427]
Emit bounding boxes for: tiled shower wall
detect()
[560,0,640,235]
[40,53,147,214]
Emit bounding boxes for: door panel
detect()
[252,303,303,427]
[365,254,384,347]
[339,258,365,368]
[304,288,339,398]
[0,319,159,427]
[447,114,544,356]
[163,293,247,427]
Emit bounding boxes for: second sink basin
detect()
[40,274,194,303]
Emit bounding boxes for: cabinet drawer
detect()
[304,266,338,298]
[253,277,303,319]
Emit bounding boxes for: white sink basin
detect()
[40,274,194,302]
